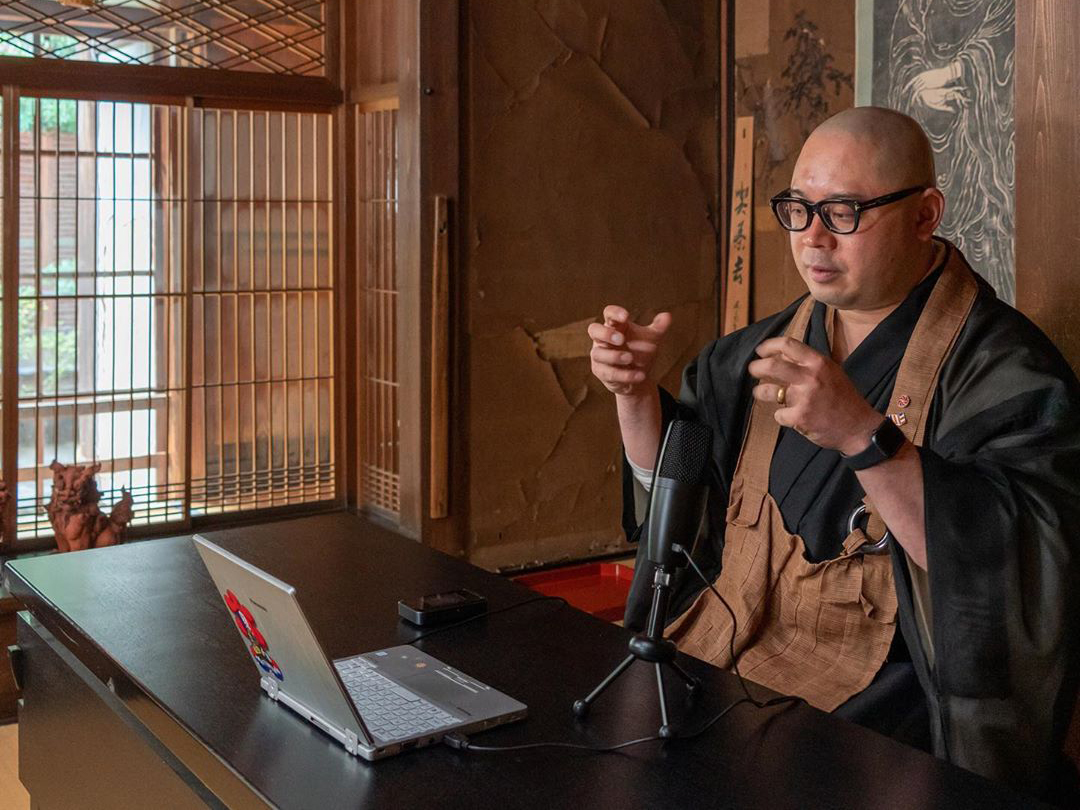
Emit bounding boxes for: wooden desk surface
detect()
[4,513,1039,809]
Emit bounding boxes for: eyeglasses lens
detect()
[776,200,809,230]
[820,202,858,234]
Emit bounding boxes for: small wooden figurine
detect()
[45,461,134,552]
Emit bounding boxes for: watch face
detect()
[872,419,906,457]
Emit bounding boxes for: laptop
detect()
[193,535,527,760]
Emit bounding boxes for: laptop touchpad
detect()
[400,667,488,716]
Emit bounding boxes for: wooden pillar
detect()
[1015,0,1080,373]
[3,85,21,548]
[397,0,465,553]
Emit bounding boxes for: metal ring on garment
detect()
[846,504,892,555]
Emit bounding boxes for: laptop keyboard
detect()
[335,657,458,741]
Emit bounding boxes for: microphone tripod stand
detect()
[572,564,700,737]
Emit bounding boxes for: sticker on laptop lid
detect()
[224,589,284,681]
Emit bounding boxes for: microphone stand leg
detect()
[669,658,702,700]
[572,653,635,718]
[655,663,674,738]
[573,566,704,730]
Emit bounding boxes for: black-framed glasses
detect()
[770,186,925,235]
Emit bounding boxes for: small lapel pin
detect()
[896,394,911,408]
[889,412,908,427]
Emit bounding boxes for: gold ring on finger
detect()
[776,385,787,406]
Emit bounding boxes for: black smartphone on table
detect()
[397,588,488,626]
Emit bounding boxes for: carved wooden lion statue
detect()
[45,461,134,552]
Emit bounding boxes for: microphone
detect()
[645,419,713,570]
[576,419,713,728]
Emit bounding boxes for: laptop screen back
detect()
[193,536,366,740]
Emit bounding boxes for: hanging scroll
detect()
[723,116,754,334]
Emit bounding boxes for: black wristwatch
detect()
[842,417,906,471]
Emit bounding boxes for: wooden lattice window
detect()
[0,0,325,75]
[12,97,186,537]
[356,106,398,518]
[2,94,335,546]
[190,108,334,514]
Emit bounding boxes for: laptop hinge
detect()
[345,729,360,755]
[262,675,280,700]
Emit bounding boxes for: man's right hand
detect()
[588,306,672,397]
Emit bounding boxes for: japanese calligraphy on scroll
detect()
[723,117,754,334]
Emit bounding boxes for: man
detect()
[589,106,1080,799]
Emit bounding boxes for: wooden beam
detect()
[717,0,734,334]
[397,0,463,552]
[352,83,400,107]
[1,85,19,550]
[336,0,365,513]
[355,97,400,114]
[1015,0,1080,373]
[0,56,342,110]
[334,102,357,510]
[354,0,400,86]
[397,0,423,541]
[429,195,450,519]
[181,98,196,530]
[326,0,342,90]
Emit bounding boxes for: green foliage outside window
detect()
[0,31,81,61]
[18,277,79,397]
[19,97,79,135]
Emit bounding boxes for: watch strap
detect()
[843,417,905,471]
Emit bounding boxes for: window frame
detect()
[0,52,346,553]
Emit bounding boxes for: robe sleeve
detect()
[916,299,1080,792]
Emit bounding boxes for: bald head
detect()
[806,106,935,189]
[785,106,946,313]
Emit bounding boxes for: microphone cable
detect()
[443,546,802,755]
[671,543,803,713]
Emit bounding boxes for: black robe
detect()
[623,250,1080,799]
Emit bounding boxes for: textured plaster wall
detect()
[466,0,720,570]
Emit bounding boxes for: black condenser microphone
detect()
[645,419,713,570]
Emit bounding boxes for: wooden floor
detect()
[0,724,29,810]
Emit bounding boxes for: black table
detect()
[3,513,1040,809]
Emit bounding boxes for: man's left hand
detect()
[748,336,883,456]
